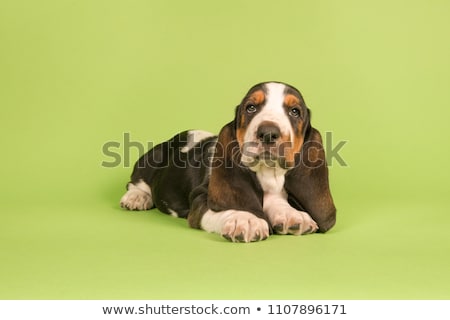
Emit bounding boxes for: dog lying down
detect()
[120,81,336,242]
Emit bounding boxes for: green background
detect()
[1,0,449,299]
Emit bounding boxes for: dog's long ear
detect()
[285,126,336,232]
[207,121,267,220]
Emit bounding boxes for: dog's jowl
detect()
[120,82,336,242]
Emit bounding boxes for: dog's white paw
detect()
[120,182,153,211]
[201,210,269,243]
[221,212,270,242]
[269,208,318,235]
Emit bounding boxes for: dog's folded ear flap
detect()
[285,127,336,232]
[207,121,267,221]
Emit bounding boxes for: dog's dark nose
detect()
[257,124,281,145]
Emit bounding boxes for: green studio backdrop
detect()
[1,0,449,299]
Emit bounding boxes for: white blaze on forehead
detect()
[265,82,287,113]
[243,82,293,143]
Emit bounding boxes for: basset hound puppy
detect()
[120,81,336,242]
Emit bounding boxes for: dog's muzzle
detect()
[257,124,281,146]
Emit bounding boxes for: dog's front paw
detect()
[221,211,270,243]
[200,210,270,243]
[270,208,318,235]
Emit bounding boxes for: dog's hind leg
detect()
[120,139,167,211]
[120,179,153,210]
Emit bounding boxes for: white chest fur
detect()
[256,166,288,198]
[255,165,319,235]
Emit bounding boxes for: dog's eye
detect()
[246,104,257,113]
[289,108,301,118]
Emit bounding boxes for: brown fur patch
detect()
[285,127,336,232]
[207,122,266,218]
[281,120,304,167]
[236,90,265,147]
[302,130,325,168]
[208,123,235,205]
[284,135,304,167]
[236,127,245,147]
[284,94,300,107]
[248,90,265,105]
